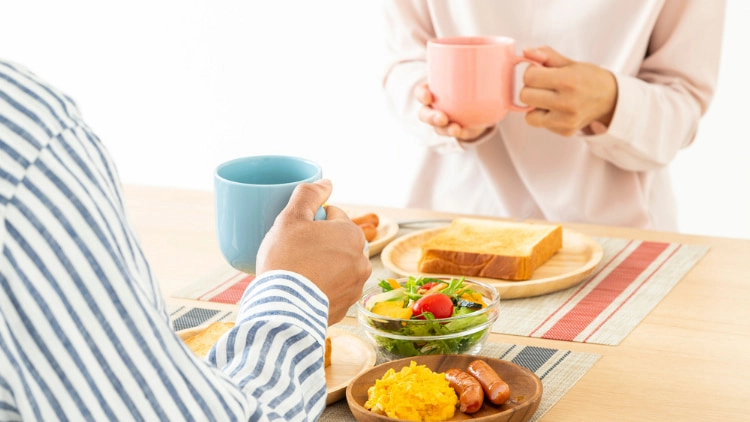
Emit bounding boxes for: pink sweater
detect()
[382,0,725,230]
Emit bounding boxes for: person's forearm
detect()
[581,1,726,171]
[209,270,329,419]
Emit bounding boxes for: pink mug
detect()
[427,36,540,127]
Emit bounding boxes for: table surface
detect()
[123,184,750,422]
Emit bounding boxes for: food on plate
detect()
[467,359,511,405]
[364,360,457,421]
[417,218,563,281]
[324,335,332,368]
[351,212,380,228]
[359,223,378,242]
[182,321,235,358]
[360,276,498,358]
[444,368,484,414]
[352,212,380,242]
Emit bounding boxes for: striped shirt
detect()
[0,60,329,421]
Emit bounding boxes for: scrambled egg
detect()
[364,361,458,421]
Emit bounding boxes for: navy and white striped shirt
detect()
[0,60,329,421]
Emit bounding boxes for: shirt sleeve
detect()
[382,0,456,150]
[580,1,726,171]
[208,270,330,417]
[382,1,727,171]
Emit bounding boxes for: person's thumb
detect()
[282,179,332,221]
[523,46,572,68]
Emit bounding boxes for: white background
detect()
[1,1,748,239]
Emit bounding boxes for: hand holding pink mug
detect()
[426,36,541,127]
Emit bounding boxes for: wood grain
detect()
[381,227,603,299]
[325,326,377,405]
[124,185,750,421]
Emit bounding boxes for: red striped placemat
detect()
[490,237,708,345]
[172,234,708,346]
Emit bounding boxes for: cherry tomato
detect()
[412,293,454,319]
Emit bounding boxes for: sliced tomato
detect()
[412,293,454,319]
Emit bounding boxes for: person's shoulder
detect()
[0,59,83,137]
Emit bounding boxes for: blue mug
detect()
[214,155,325,274]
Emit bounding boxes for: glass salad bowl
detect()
[356,276,500,361]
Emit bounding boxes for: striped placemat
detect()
[489,237,708,345]
[172,229,708,346]
[169,307,600,422]
[169,305,237,331]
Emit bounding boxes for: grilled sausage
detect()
[358,223,377,242]
[467,359,510,405]
[444,368,484,414]
[351,212,379,228]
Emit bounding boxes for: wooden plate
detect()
[380,226,603,299]
[326,326,378,404]
[178,324,375,404]
[346,355,542,422]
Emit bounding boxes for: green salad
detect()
[360,276,497,358]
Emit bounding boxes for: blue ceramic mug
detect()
[214,155,326,274]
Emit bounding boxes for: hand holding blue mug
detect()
[255,179,372,324]
[214,155,325,274]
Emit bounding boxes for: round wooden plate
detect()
[380,226,603,299]
[325,326,377,404]
[346,354,542,422]
[178,324,375,405]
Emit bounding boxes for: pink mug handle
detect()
[509,57,543,112]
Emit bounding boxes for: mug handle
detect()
[509,57,543,112]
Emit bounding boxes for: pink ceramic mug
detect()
[427,36,541,127]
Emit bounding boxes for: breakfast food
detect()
[182,321,235,358]
[324,335,332,368]
[417,218,563,280]
[361,276,496,357]
[365,361,458,421]
[352,212,380,242]
[467,359,510,405]
[444,368,484,414]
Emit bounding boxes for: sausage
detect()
[467,359,510,405]
[358,223,378,242]
[351,212,379,228]
[444,368,484,414]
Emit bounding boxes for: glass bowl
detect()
[356,277,500,361]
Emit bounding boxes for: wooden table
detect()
[123,184,750,422]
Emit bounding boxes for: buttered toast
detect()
[417,218,563,281]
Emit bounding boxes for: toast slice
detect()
[183,321,235,358]
[417,218,563,281]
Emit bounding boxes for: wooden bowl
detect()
[346,354,542,422]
